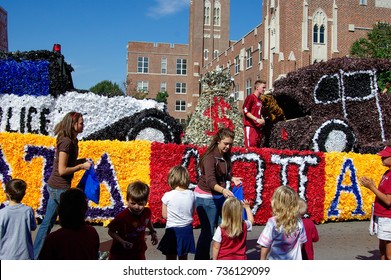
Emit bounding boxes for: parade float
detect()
[1,47,390,226]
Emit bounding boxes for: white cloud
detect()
[147,0,189,18]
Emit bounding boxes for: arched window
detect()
[204,49,209,60]
[214,1,221,26]
[312,10,327,45]
[204,1,211,25]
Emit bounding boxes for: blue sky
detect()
[2,0,262,90]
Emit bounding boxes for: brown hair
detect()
[53,111,82,141]
[168,165,190,190]
[126,180,150,203]
[254,79,266,89]
[5,179,27,203]
[58,188,87,229]
[199,127,234,171]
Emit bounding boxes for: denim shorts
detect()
[377,217,391,241]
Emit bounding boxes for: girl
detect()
[33,112,92,259]
[194,127,242,260]
[157,165,195,260]
[360,146,391,260]
[212,197,254,260]
[257,185,307,260]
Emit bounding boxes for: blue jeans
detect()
[194,195,224,260]
[33,186,67,259]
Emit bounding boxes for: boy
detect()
[0,179,37,259]
[108,181,158,260]
[298,198,319,260]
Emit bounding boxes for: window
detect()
[176,58,187,75]
[137,81,149,92]
[234,84,240,101]
[246,79,252,96]
[175,100,186,111]
[319,25,325,43]
[160,82,167,92]
[137,57,148,73]
[313,24,319,43]
[161,58,167,74]
[246,48,252,69]
[204,1,211,25]
[234,56,240,74]
[213,50,219,59]
[177,118,186,126]
[175,82,187,94]
[313,10,327,45]
[258,41,263,62]
[213,1,221,26]
[359,0,367,5]
[204,49,209,60]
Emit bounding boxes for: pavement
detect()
[33,220,380,260]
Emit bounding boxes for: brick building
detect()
[0,6,8,52]
[127,0,391,122]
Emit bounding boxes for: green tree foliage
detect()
[156,91,169,103]
[89,80,124,97]
[350,22,391,59]
[350,22,391,92]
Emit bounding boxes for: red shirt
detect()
[301,218,319,260]
[217,221,248,260]
[39,225,100,260]
[374,169,391,218]
[243,93,262,127]
[108,207,151,260]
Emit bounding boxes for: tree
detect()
[89,80,124,97]
[350,22,391,59]
[156,91,169,103]
[124,77,148,99]
[350,22,391,92]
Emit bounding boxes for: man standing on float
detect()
[242,80,266,148]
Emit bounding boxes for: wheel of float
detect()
[312,119,356,152]
[125,108,182,143]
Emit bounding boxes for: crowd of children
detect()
[0,177,320,260]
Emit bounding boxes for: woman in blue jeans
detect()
[33,112,91,259]
[194,128,242,260]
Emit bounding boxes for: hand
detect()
[151,232,158,245]
[222,188,233,198]
[255,118,265,127]
[232,177,243,186]
[81,161,92,170]
[242,199,251,209]
[360,176,375,190]
[122,241,133,250]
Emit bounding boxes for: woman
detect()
[194,128,242,260]
[360,146,391,260]
[33,112,91,259]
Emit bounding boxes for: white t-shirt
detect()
[257,216,307,260]
[162,189,195,228]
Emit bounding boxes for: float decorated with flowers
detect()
[0,49,390,226]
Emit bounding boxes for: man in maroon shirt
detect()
[242,80,267,148]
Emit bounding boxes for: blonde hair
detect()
[271,185,300,236]
[168,165,190,190]
[220,197,243,238]
[298,198,308,216]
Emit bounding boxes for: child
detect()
[108,180,158,260]
[157,165,195,260]
[39,188,100,259]
[212,197,254,260]
[257,185,307,260]
[0,179,37,259]
[298,198,319,260]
